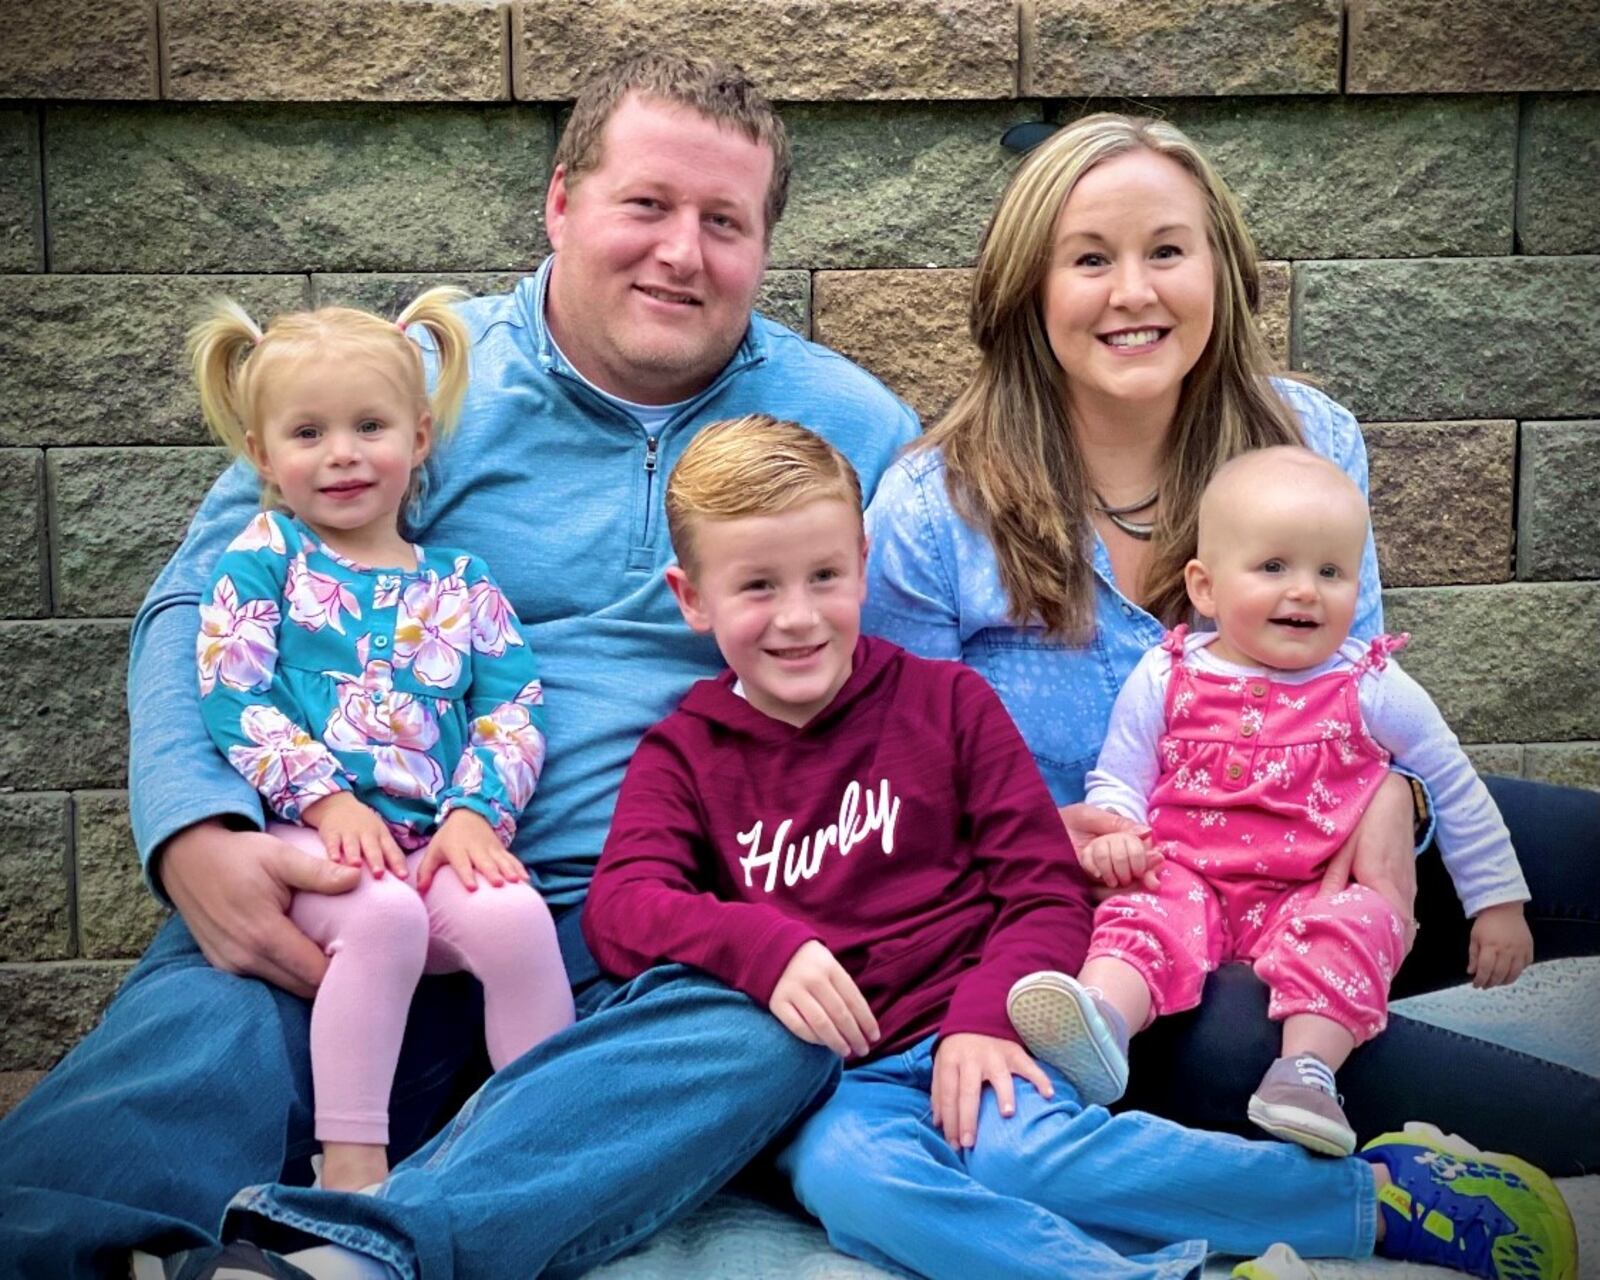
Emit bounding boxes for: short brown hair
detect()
[666,415,863,574]
[554,52,791,238]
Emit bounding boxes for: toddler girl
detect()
[189,290,573,1192]
[1007,446,1532,1156]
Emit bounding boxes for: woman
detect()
[863,112,1600,1173]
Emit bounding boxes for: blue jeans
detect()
[0,909,839,1280]
[776,1035,1375,1280]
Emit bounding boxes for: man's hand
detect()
[931,1033,1054,1150]
[1319,773,1419,952]
[303,791,407,879]
[1468,902,1533,989]
[1078,831,1164,891]
[416,809,529,892]
[160,819,360,998]
[768,940,880,1059]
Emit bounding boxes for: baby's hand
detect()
[1467,902,1533,989]
[302,792,407,879]
[417,809,529,892]
[768,940,881,1059]
[1079,831,1163,891]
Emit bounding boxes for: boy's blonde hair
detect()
[187,286,472,514]
[666,415,863,574]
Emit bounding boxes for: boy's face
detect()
[666,498,867,728]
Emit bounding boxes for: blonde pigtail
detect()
[395,287,471,436]
[186,299,264,458]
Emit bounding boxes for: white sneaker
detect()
[1005,970,1130,1105]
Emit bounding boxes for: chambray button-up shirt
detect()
[862,380,1386,808]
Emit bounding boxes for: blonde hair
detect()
[666,414,862,573]
[188,287,471,515]
[554,52,791,239]
[920,112,1300,638]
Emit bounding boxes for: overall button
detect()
[1249,682,1268,698]
[1226,762,1244,780]
[1240,723,1256,738]
[374,635,389,649]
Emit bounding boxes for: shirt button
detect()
[1249,682,1267,697]
[374,635,389,649]
[1226,762,1244,780]
[371,691,383,704]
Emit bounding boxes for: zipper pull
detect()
[644,436,659,473]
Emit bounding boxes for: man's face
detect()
[544,94,774,405]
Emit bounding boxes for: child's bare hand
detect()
[302,792,407,879]
[1468,902,1533,989]
[1079,831,1163,890]
[931,1033,1053,1150]
[417,809,528,892]
[768,940,880,1058]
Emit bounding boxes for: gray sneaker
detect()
[1247,1054,1356,1156]
[1005,971,1131,1105]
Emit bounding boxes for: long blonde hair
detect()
[920,113,1300,638]
[187,287,471,515]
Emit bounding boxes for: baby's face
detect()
[1194,486,1366,671]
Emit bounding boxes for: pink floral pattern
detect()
[468,578,525,658]
[226,704,343,818]
[394,560,473,688]
[323,660,445,800]
[465,679,547,811]
[197,575,281,695]
[286,549,362,635]
[230,511,287,556]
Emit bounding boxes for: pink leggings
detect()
[276,823,575,1146]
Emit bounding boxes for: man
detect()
[0,54,919,1280]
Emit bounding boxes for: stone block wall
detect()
[1,0,1597,1087]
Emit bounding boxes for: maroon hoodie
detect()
[583,636,1094,1055]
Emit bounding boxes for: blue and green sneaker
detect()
[1361,1122,1578,1280]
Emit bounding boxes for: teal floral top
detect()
[197,511,546,850]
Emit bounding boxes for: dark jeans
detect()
[1122,775,1600,1176]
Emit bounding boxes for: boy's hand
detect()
[931,1033,1054,1150]
[768,940,880,1059]
[1467,902,1533,989]
[1079,831,1163,891]
[417,809,529,892]
[303,792,407,879]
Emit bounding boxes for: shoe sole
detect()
[1247,1095,1356,1157]
[1487,1149,1580,1280]
[1006,972,1128,1106]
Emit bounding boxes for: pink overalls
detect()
[1086,627,1409,1043]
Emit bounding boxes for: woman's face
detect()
[1042,148,1216,425]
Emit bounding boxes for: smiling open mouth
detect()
[767,643,825,659]
[636,285,701,307]
[1099,328,1170,348]
[1270,617,1319,629]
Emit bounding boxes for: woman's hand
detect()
[931,1033,1054,1150]
[417,809,528,891]
[1468,902,1533,989]
[1319,773,1418,952]
[303,792,407,879]
[768,940,880,1058]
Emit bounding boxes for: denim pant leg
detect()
[964,1058,1375,1266]
[776,1039,1207,1280]
[224,964,841,1280]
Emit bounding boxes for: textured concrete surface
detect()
[74,791,168,961]
[1382,582,1600,743]
[1518,96,1600,255]
[48,448,230,618]
[0,794,71,963]
[0,961,134,1072]
[0,275,308,448]
[0,450,45,618]
[515,0,1015,101]
[45,104,551,274]
[0,0,156,99]
[1518,421,1600,581]
[0,109,41,273]
[1103,96,1518,260]
[0,621,130,791]
[162,0,509,101]
[1296,258,1600,421]
[772,103,1033,270]
[1026,0,1340,96]
[1363,420,1515,586]
[1347,0,1600,93]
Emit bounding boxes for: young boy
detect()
[581,416,1580,1280]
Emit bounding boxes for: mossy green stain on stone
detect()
[46,103,552,274]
